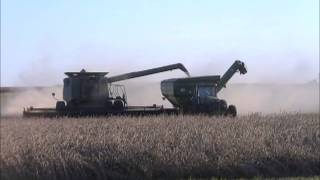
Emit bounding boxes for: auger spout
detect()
[216,60,247,92]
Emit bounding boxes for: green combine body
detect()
[161,60,247,116]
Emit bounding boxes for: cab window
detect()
[198,86,215,97]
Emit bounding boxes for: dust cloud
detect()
[101,80,320,114]
[219,83,319,114]
[0,87,62,117]
[0,82,318,117]
[1,56,319,116]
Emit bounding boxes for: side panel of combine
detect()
[63,78,81,103]
[160,80,176,105]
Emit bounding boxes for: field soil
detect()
[1,113,319,179]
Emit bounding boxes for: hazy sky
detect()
[1,0,319,86]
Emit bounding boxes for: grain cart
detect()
[161,60,247,116]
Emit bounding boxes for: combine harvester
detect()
[23,60,247,117]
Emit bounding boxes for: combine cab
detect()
[23,60,247,117]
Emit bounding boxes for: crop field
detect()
[1,113,319,179]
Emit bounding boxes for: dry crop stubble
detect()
[1,113,319,180]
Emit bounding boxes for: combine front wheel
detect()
[56,101,66,111]
[114,100,124,110]
[225,105,237,117]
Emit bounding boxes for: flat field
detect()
[1,113,319,179]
